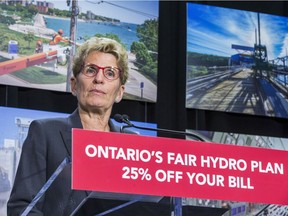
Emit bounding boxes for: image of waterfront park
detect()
[0,1,158,102]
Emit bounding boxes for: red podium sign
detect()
[72,129,288,205]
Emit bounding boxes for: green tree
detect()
[23,32,35,49]
[47,8,54,15]
[94,33,120,42]
[131,18,158,84]
[0,15,15,25]
[137,19,158,53]
[28,4,38,15]
[131,42,152,67]
[0,35,10,51]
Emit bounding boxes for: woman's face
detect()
[71,51,125,113]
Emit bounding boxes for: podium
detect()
[71,130,288,214]
[70,192,169,216]
[70,192,228,216]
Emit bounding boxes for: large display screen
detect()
[0,0,158,103]
[0,106,157,215]
[186,2,288,119]
[186,128,288,214]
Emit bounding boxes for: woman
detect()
[7,37,130,215]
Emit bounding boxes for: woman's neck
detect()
[79,108,111,132]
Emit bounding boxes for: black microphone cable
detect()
[113,114,209,142]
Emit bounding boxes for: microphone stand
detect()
[114,114,211,216]
[120,119,208,142]
[21,157,71,216]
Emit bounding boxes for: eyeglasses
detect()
[81,63,121,81]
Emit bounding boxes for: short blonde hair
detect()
[72,37,129,85]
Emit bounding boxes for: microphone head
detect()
[113,114,123,123]
[121,114,133,126]
[113,114,133,127]
[122,114,130,121]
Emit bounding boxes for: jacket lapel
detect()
[60,110,122,156]
[60,109,83,156]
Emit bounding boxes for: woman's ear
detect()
[70,76,77,96]
[115,96,122,103]
[115,85,125,103]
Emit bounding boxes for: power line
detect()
[81,0,158,42]
[84,0,157,19]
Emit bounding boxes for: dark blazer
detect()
[7,109,126,215]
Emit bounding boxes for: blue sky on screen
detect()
[0,107,69,147]
[187,2,288,60]
[49,0,159,24]
[0,107,156,147]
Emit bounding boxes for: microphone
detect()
[113,114,209,216]
[113,114,133,127]
[113,114,209,142]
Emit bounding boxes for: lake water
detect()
[45,17,139,50]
